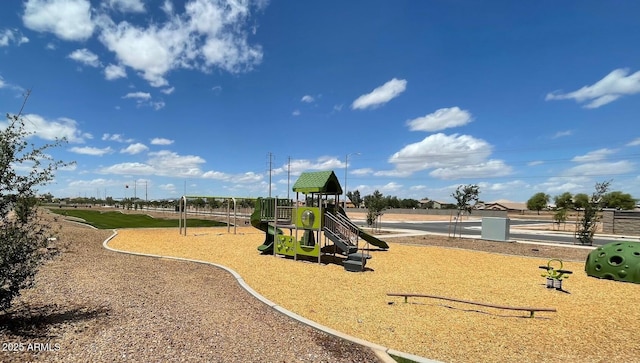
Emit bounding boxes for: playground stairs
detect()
[324,212,370,272]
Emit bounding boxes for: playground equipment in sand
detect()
[252,170,388,272]
[585,241,640,284]
[539,258,572,291]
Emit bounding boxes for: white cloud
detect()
[301,95,314,103]
[201,170,262,184]
[528,160,544,166]
[102,133,133,143]
[546,68,640,108]
[235,172,262,183]
[150,137,174,145]
[478,180,527,192]
[106,0,145,13]
[68,48,100,67]
[552,130,573,139]
[158,183,176,194]
[121,92,164,110]
[380,182,403,193]
[122,92,151,100]
[0,29,29,47]
[15,114,90,143]
[104,64,127,80]
[351,168,373,176]
[161,0,174,15]
[627,138,640,147]
[272,156,344,176]
[571,148,616,163]
[386,133,494,175]
[67,178,115,188]
[120,142,149,154]
[407,107,473,132]
[376,133,513,180]
[99,162,156,175]
[161,87,175,95]
[292,110,300,116]
[21,0,264,88]
[429,159,512,179]
[0,76,5,88]
[152,101,166,110]
[146,150,206,177]
[537,180,585,195]
[563,160,634,177]
[69,146,113,156]
[97,0,263,87]
[201,171,229,180]
[97,19,175,87]
[352,78,407,110]
[23,0,95,41]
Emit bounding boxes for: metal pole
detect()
[232,197,237,235]
[344,152,360,210]
[344,154,347,210]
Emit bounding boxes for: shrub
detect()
[0,95,71,311]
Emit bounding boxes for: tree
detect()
[553,208,568,230]
[346,190,363,208]
[576,180,610,245]
[1,93,71,311]
[363,190,385,231]
[527,192,550,215]
[40,192,55,203]
[601,191,636,210]
[421,200,434,209]
[553,192,573,210]
[400,198,420,209]
[451,184,480,237]
[384,195,400,209]
[573,193,589,209]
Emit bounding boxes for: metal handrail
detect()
[324,211,359,249]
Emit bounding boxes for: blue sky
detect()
[1,0,639,203]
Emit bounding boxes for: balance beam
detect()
[387,292,556,318]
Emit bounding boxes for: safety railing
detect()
[324,211,359,249]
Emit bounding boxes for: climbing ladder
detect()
[323,211,370,272]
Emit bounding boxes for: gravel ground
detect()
[4,209,638,363]
[108,226,640,363]
[0,219,381,363]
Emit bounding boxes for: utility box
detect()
[481,217,510,242]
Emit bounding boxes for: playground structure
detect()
[585,241,640,284]
[252,170,388,272]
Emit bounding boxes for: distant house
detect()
[483,199,527,212]
[344,199,357,208]
[419,199,444,209]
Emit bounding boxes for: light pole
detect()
[343,152,360,210]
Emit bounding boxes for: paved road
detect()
[373,219,638,246]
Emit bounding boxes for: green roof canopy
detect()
[292,171,343,195]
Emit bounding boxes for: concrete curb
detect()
[102,230,441,363]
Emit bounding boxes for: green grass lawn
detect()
[49,208,227,229]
